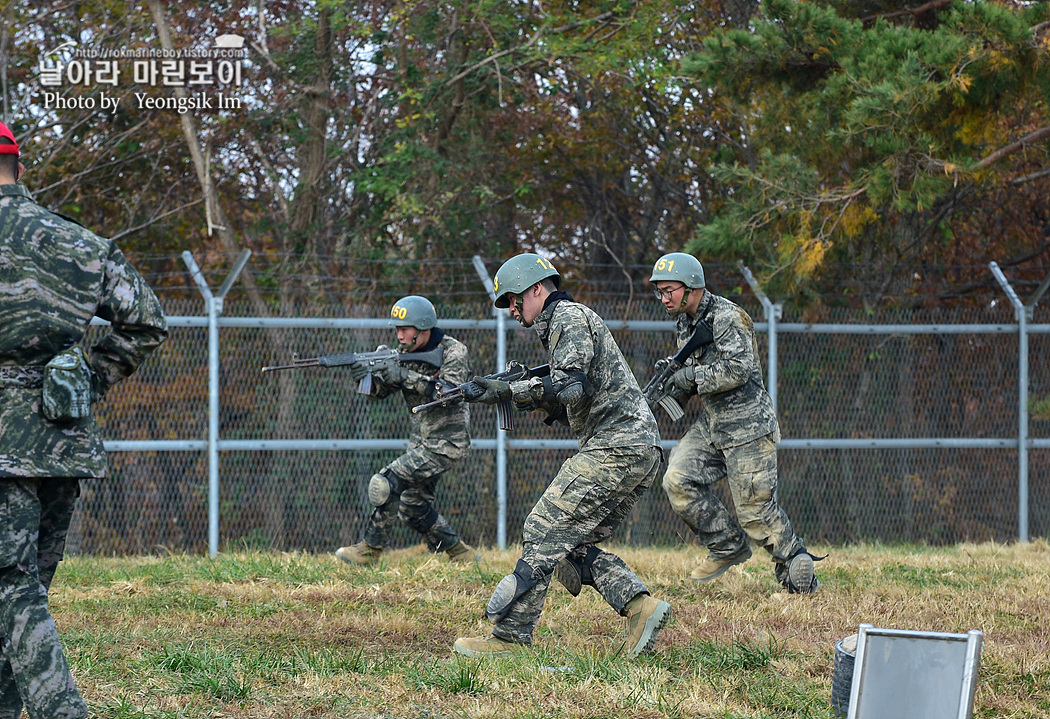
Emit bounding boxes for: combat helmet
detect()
[649,252,705,289]
[493,254,561,309]
[388,295,437,330]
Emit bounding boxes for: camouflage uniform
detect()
[361,330,472,553]
[662,291,804,571]
[0,183,168,719]
[493,296,663,645]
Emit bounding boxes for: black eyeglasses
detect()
[653,284,685,300]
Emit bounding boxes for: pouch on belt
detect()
[42,346,94,422]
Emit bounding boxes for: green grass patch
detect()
[45,542,1050,718]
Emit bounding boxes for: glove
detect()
[671,365,695,392]
[348,360,370,382]
[375,363,410,387]
[468,376,512,404]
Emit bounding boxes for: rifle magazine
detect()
[496,398,514,431]
[658,395,685,422]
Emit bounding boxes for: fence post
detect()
[738,262,782,415]
[989,262,1030,543]
[182,249,252,557]
[473,256,510,549]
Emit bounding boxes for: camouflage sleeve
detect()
[508,306,593,402]
[400,336,471,395]
[88,242,168,395]
[546,305,593,384]
[436,338,472,386]
[399,369,435,396]
[691,312,754,396]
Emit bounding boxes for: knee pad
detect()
[778,547,826,593]
[554,545,602,597]
[485,559,541,623]
[367,471,403,507]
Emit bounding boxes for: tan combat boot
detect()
[689,546,752,582]
[452,635,522,658]
[446,541,480,564]
[335,542,382,566]
[622,594,672,658]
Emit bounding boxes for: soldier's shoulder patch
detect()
[550,326,562,348]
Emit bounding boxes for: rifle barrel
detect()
[411,389,462,413]
[261,358,321,373]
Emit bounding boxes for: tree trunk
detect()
[147,0,297,549]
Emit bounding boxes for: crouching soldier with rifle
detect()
[334,296,479,566]
[647,252,821,593]
[452,254,671,659]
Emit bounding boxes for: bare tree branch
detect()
[924,127,1050,175]
[110,198,205,242]
[860,0,954,25]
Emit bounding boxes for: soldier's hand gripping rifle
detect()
[411,361,550,431]
[642,320,714,421]
[261,345,444,396]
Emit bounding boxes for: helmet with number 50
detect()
[493,253,561,309]
[388,295,437,330]
[649,252,705,289]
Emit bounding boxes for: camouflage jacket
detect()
[372,329,471,459]
[674,290,778,448]
[0,183,168,478]
[511,295,660,452]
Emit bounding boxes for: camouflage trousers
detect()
[0,479,87,719]
[663,426,802,564]
[491,445,661,646]
[361,446,463,553]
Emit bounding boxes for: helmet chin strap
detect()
[665,288,694,316]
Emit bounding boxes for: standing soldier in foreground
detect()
[0,122,168,719]
[453,254,670,658]
[648,252,820,593]
[335,296,478,566]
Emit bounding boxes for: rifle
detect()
[261,345,444,396]
[411,361,550,431]
[642,321,714,421]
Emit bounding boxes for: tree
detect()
[685,0,1050,309]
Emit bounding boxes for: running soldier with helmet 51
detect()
[452,254,671,659]
[335,296,478,566]
[648,252,821,594]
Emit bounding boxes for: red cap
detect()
[0,122,19,156]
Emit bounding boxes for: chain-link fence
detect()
[66,256,1050,555]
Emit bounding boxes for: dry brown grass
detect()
[51,541,1050,718]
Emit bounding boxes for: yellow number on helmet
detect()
[536,257,552,270]
[493,277,499,293]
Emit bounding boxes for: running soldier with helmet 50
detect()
[647,252,821,594]
[452,254,672,659]
[335,296,479,566]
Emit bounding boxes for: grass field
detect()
[50,541,1049,718]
